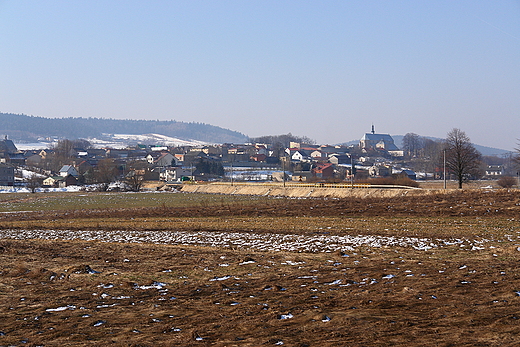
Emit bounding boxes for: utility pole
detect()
[350,154,354,188]
[230,159,234,186]
[443,149,447,189]
[282,156,286,187]
[191,157,194,182]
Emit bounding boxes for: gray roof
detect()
[361,133,399,151]
[59,165,75,172]
[0,139,18,153]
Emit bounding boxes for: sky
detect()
[1,1,519,151]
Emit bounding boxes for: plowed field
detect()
[1,189,520,346]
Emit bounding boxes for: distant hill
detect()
[0,113,248,144]
[391,135,511,156]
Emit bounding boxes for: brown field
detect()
[1,189,520,346]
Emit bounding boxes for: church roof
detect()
[360,133,399,151]
[0,139,18,154]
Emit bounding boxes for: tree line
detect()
[403,128,520,189]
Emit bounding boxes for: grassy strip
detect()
[0,192,275,212]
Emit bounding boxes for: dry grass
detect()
[2,238,520,346]
[1,190,520,346]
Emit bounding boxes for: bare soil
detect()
[1,190,520,346]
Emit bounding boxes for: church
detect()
[359,126,400,153]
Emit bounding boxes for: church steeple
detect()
[371,124,375,134]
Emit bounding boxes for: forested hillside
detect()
[0,113,248,143]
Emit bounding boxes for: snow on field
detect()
[0,186,83,193]
[0,229,496,253]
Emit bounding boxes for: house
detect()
[156,152,176,167]
[150,146,168,152]
[25,153,43,167]
[399,169,417,180]
[86,148,107,158]
[255,144,268,156]
[289,150,310,162]
[43,176,61,187]
[319,145,347,155]
[328,154,351,165]
[7,153,26,166]
[0,136,18,154]
[159,167,192,182]
[38,149,51,160]
[76,160,94,175]
[201,146,222,156]
[360,125,399,152]
[173,153,185,163]
[251,153,267,162]
[0,136,21,164]
[43,174,78,188]
[106,149,130,159]
[369,165,391,177]
[485,165,505,176]
[0,164,15,186]
[59,165,79,177]
[312,163,334,179]
[147,152,176,167]
[310,150,326,160]
[291,150,306,162]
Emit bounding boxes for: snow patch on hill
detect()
[99,133,209,148]
[15,133,209,150]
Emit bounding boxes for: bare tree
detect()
[92,158,119,191]
[515,140,520,167]
[124,160,149,192]
[26,174,42,193]
[402,133,422,158]
[52,139,75,158]
[513,140,520,186]
[445,128,482,189]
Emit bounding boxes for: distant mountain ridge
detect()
[0,113,248,144]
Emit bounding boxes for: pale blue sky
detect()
[1,1,519,150]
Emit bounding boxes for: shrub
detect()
[394,176,420,188]
[497,176,517,188]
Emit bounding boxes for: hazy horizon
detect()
[1,1,519,150]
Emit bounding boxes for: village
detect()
[0,127,516,191]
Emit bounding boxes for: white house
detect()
[485,165,505,176]
[159,167,192,182]
[310,150,326,160]
[290,150,310,162]
[59,165,79,177]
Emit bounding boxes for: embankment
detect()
[180,183,447,198]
